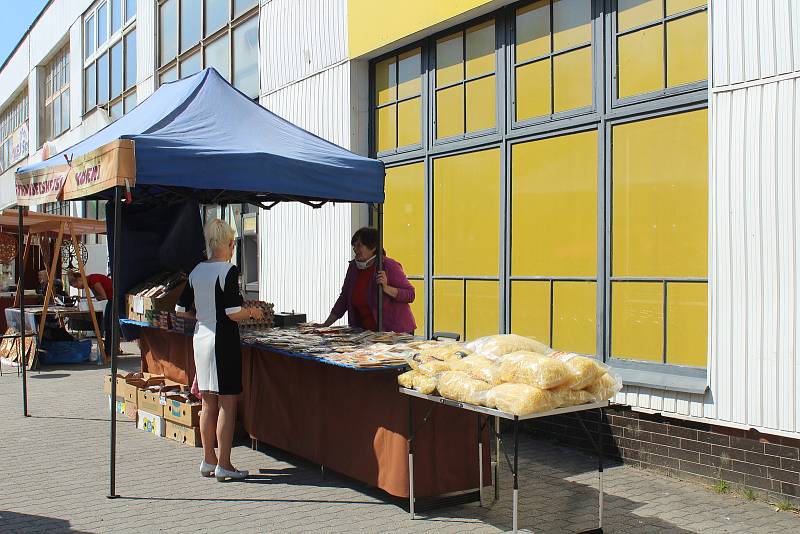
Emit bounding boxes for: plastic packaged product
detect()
[551,352,608,390]
[552,386,595,408]
[406,353,436,370]
[466,334,552,358]
[486,383,558,415]
[584,372,622,402]
[416,359,451,377]
[448,354,503,385]
[412,373,438,395]
[397,370,417,389]
[436,371,492,405]
[418,343,472,362]
[498,351,571,389]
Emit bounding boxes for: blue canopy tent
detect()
[14,68,385,497]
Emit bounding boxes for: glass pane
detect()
[436,32,463,87]
[466,281,499,341]
[160,65,177,84]
[124,92,137,113]
[53,98,61,137]
[510,281,551,345]
[516,1,550,63]
[612,110,708,277]
[110,42,123,99]
[374,56,396,105]
[84,64,96,109]
[180,50,202,78]
[465,20,495,78]
[553,0,592,51]
[85,15,95,59]
[375,105,396,152]
[232,16,259,98]
[126,0,136,20]
[98,2,108,46]
[433,149,500,276]
[553,46,592,112]
[97,52,109,105]
[86,200,97,219]
[667,0,706,16]
[618,26,663,98]
[515,59,551,121]
[612,282,663,361]
[435,85,464,139]
[124,30,137,90]
[160,0,178,65]
[181,0,202,53]
[206,0,229,36]
[433,279,464,340]
[205,34,230,78]
[397,48,421,99]
[618,0,662,32]
[409,280,424,336]
[234,0,258,18]
[384,162,424,276]
[552,281,596,355]
[111,0,122,34]
[512,130,597,276]
[110,99,123,120]
[465,75,495,132]
[397,97,421,148]
[666,282,707,366]
[61,89,70,131]
[666,12,708,88]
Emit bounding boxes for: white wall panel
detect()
[137,0,155,85]
[0,39,30,105]
[28,0,93,67]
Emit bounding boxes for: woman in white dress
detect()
[176,219,264,481]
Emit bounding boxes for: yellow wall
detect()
[348,0,497,58]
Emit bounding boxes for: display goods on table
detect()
[238,300,275,329]
[397,334,621,416]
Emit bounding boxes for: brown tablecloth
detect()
[139,327,490,499]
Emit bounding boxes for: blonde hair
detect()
[204,218,235,258]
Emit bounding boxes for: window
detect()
[615,0,707,100]
[370,1,708,370]
[43,45,71,141]
[158,0,260,98]
[0,92,29,173]
[84,0,136,118]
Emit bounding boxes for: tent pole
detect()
[108,186,122,499]
[18,206,28,417]
[376,203,384,332]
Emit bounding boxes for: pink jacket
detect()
[330,256,417,334]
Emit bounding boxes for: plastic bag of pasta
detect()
[417,359,452,377]
[436,371,492,405]
[498,351,571,389]
[448,354,503,385]
[397,370,417,389]
[485,383,558,415]
[412,373,439,395]
[466,334,552,358]
[552,386,595,408]
[406,353,435,370]
[418,343,472,362]
[551,352,608,390]
[584,372,622,402]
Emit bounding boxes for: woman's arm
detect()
[378,261,415,303]
[227,306,264,322]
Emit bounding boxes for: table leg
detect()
[478,415,484,507]
[599,407,605,530]
[513,416,519,534]
[408,395,415,519]
[495,415,501,501]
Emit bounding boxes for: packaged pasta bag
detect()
[397,370,418,389]
[417,359,452,377]
[584,372,622,402]
[466,334,552,358]
[412,373,439,395]
[485,383,557,415]
[551,386,595,408]
[448,354,503,385]
[551,352,608,390]
[436,371,492,405]
[406,353,436,370]
[418,342,472,362]
[498,351,571,389]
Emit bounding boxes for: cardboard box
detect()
[137,380,184,417]
[164,394,201,427]
[137,410,165,437]
[126,295,145,322]
[103,374,127,399]
[143,281,186,315]
[165,421,202,447]
[108,395,137,421]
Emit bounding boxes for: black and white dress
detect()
[176,261,244,395]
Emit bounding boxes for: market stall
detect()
[14,68,487,501]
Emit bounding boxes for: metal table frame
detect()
[401,387,608,533]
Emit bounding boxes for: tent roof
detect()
[17,69,385,205]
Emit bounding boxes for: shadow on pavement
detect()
[0,510,91,533]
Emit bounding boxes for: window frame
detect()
[43,44,71,143]
[0,90,29,173]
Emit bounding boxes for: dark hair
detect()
[351,227,379,249]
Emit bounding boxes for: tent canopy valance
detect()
[15,68,385,207]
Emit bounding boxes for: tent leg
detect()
[18,206,28,417]
[376,202,384,332]
[108,186,122,499]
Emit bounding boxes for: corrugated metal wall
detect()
[618,0,800,437]
[258,0,354,325]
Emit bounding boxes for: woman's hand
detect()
[377,271,399,298]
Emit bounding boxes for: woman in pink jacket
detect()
[320,227,416,334]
